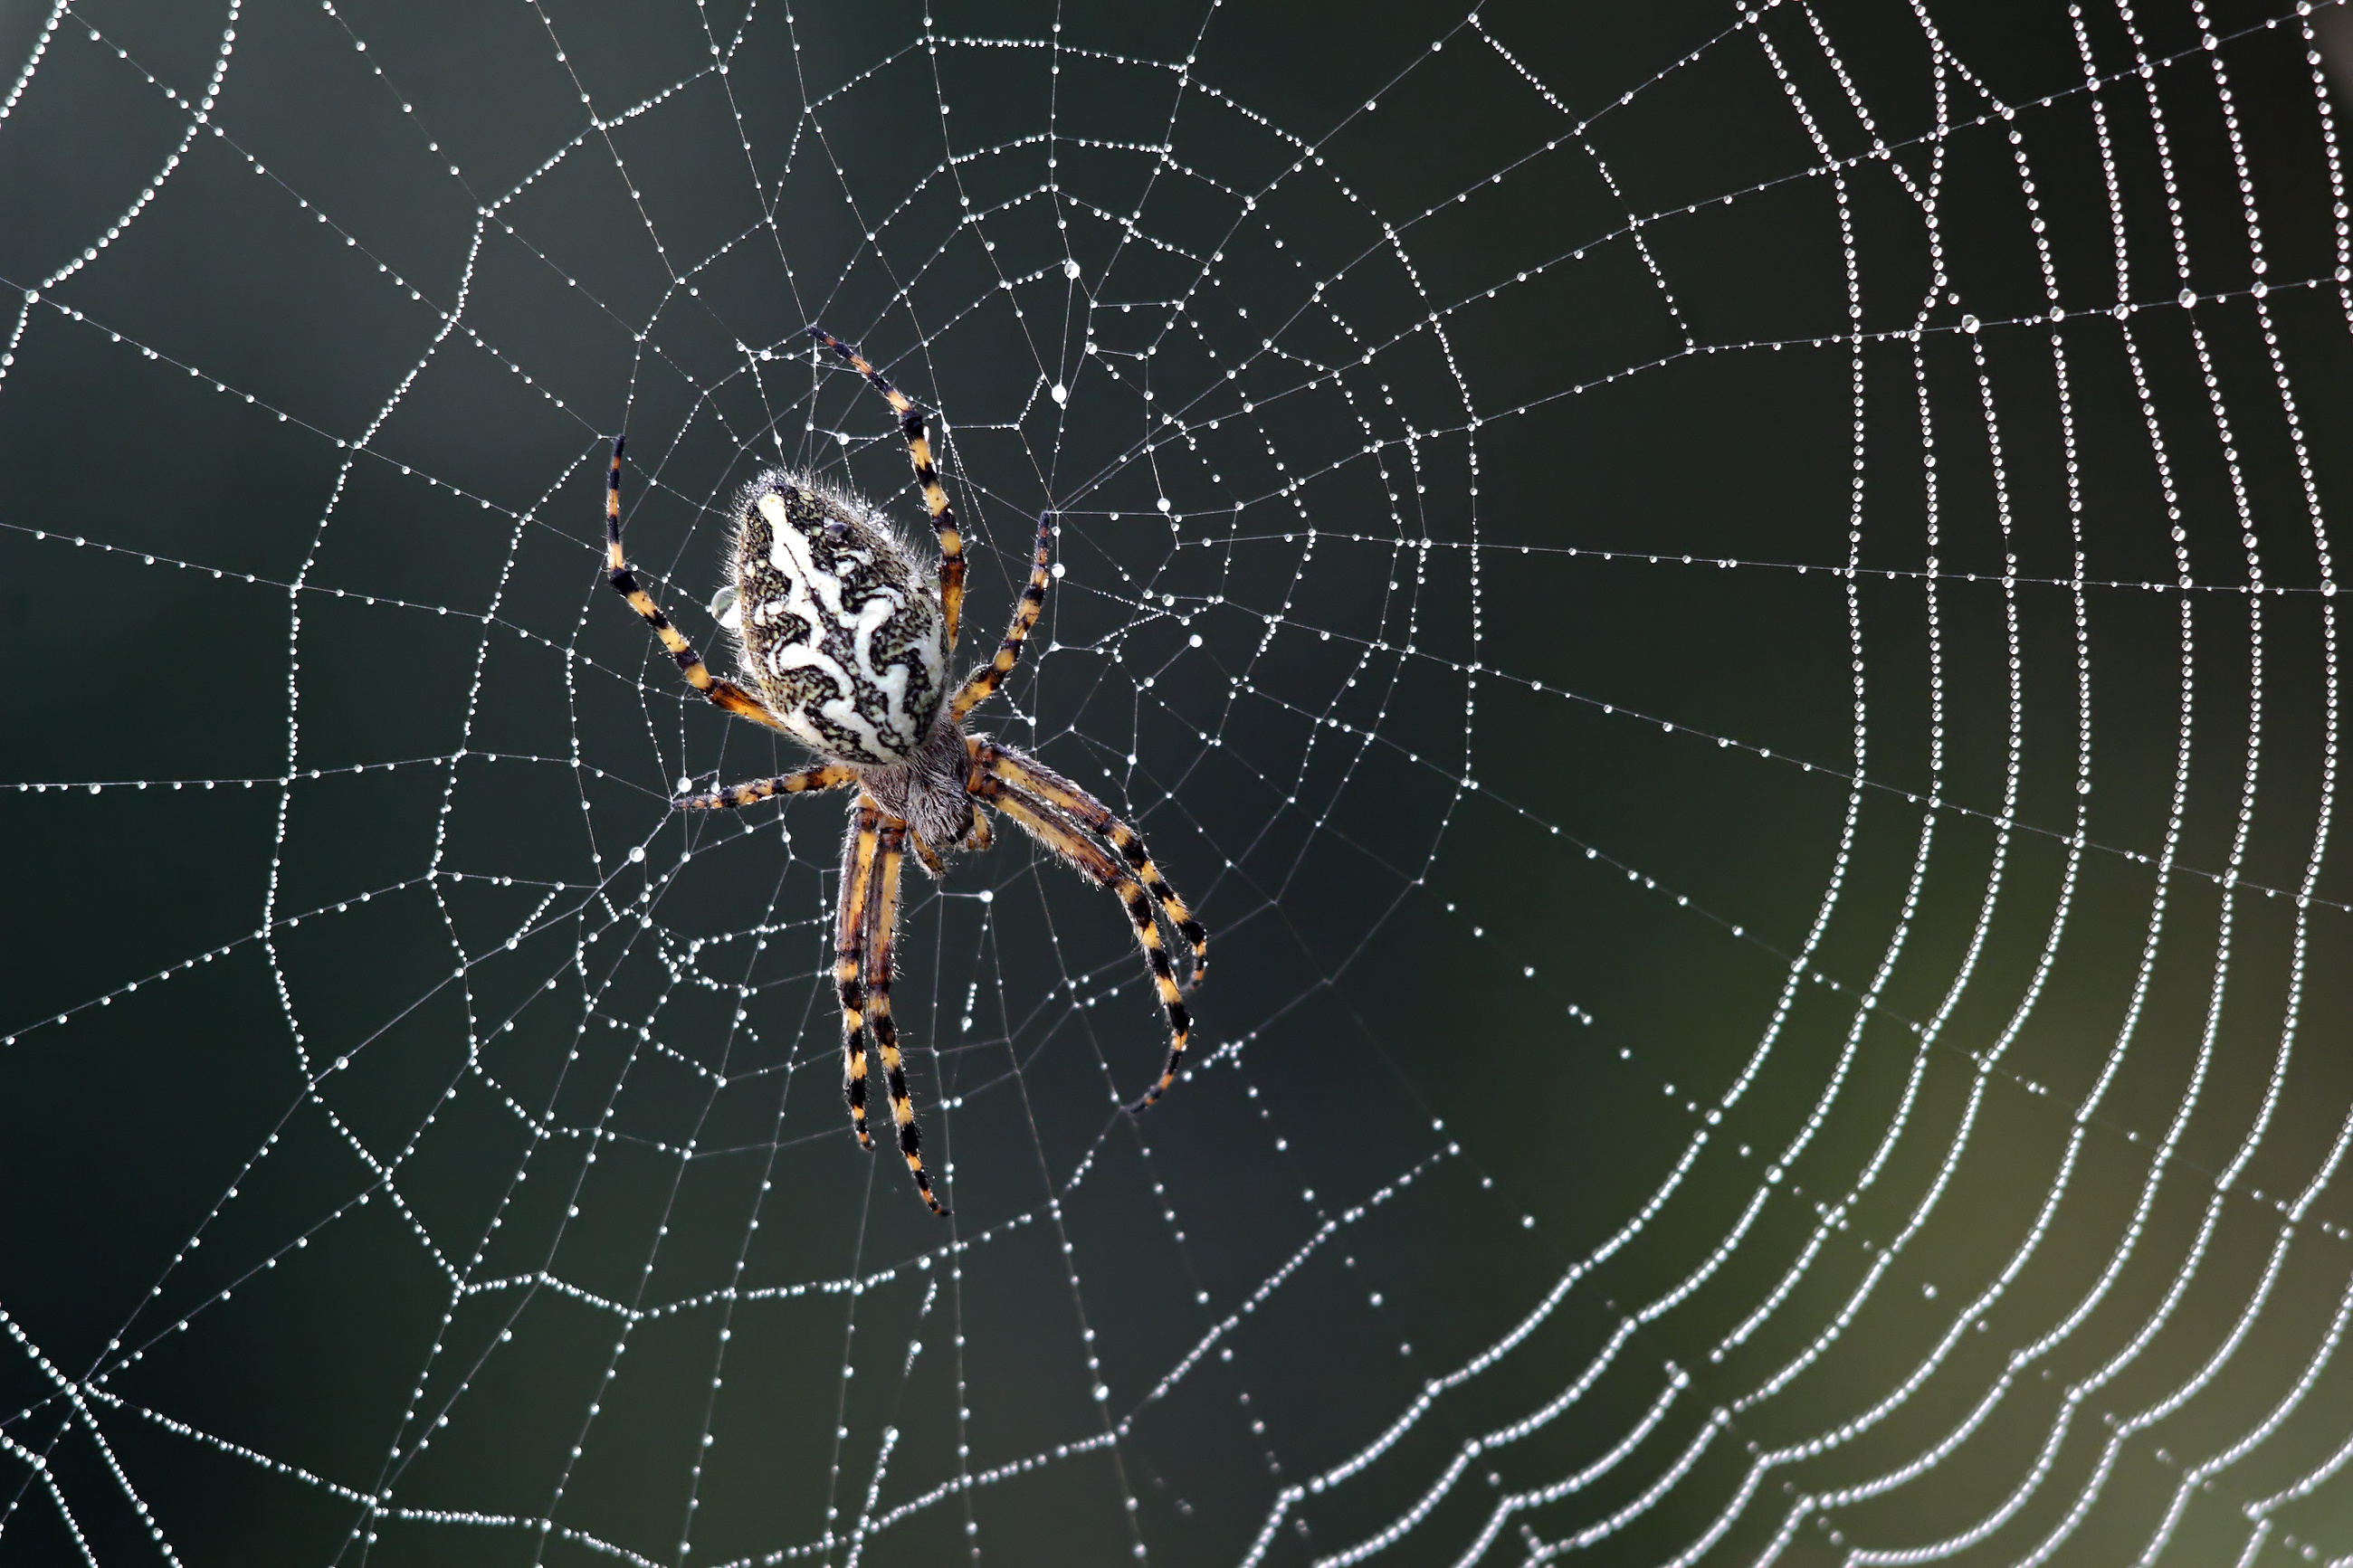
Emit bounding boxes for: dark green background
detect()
[5,0,2353,1563]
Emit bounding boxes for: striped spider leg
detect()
[834,799,883,1155]
[966,745,1206,1112]
[862,813,946,1212]
[603,435,808,737]
[808,327,967,648]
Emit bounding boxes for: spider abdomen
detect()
[725,473,947,765]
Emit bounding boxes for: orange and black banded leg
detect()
[866,817,947,1213]
[604,436,796,735]
[950,509,1055,722]
[673,764,856,812]
[835,800,883,1152]
[972,740,1207,989]
[806,327,967,648]
[975,776,1193,1113]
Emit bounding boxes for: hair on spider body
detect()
[711,470,979,854]
[718,470,949,768]
[603,327,1207,1217]
[840,705,976,863]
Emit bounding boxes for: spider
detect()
[602,326,1207,1215]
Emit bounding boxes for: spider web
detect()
[4,0,2353,1563]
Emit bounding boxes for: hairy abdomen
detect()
[729,476,947,765]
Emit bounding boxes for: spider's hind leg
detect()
[950,511,1055,722]
[806,327,967,649]
[603,436,799,736]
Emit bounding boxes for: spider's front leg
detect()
[865,817,948,1214]
[970,773,1196,1114]
[972,741,1206,989]
[835,801,882,1153]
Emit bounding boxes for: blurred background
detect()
[4,0,2353,1563]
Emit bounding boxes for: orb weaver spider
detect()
[602,328,1206,1213]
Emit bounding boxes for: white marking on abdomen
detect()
[748,490,939,761]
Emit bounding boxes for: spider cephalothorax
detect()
[601,326,1207,1215]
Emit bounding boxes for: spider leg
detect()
[973,774,1193,1113]
[950,509,1054,722]
[604,436,797,735]
[835,800,882,1152]
[806,328,967,649]
[906,832,948,879]
[961,814,994,854]
[970,740,1207,989]
[674,764,857,812]
[866,816,948,1214]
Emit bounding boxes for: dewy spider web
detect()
[4,0,2353,1563]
